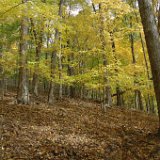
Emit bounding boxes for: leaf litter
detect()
[1,93,160,160]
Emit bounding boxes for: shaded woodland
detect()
[1,0,160,159]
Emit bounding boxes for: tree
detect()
[138,0,160,133]
[30,18,44,97]
[92,2,112,107]
[48,0,64,104]
[17,0,30,104]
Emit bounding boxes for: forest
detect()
[1,0,160,159]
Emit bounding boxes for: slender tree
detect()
[99,3,112,106]
[129,16,143,110]
[0,49,4,100]
[17,0,30,104]
[48,0,64,104]
[30,18,44,97]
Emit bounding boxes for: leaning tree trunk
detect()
[134,8,155,112]
[138,0,160,134]
[17,0,29,104]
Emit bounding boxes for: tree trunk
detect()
[129,19,143,110]
[30,18,43,97]
[134,8,151,112]
[0,51,4,100]
[58,37,63,99]
[158,5,160,33]
[48,50,57,104]
[92,2,112,106]
[110,31,124,107]
[48,0,64,104]
[17,0,29,104]
[67,52,75,98]
[99,3,112,106]
[135,90,143,110]
[116,86,123,106]
[138,0,160,133]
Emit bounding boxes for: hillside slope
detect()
[1,94,160,160]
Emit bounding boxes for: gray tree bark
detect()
[48,0,64,104]
[138,0,160,133]
[129,18,143,110]
[99,3,112,106]
[0,50,4,100]
[67,52,75,98]
[30,18,43,97]
[17,0,29,104]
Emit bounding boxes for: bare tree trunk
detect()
[17,0,29,104]
[99,3,112,106]
[138,0,160,134]
[116,87,123,106]
[32,48,40,96]
[58,37,63,99]
[0,51,4,100]
[134,6,152,112]
[48,50,57,104]
[48,0,64,104]
[67,52,75,98]
[110,31,124,107]
[158,4,160,33]
[139,33,154,112]
[43,22,50,93]
[30,18,43,97]
[92,2,112,106]
[129,18,143,110]
[135,90,143,110]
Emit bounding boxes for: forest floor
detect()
[1,93,160,160]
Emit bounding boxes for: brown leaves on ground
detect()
[1,94,160,160]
